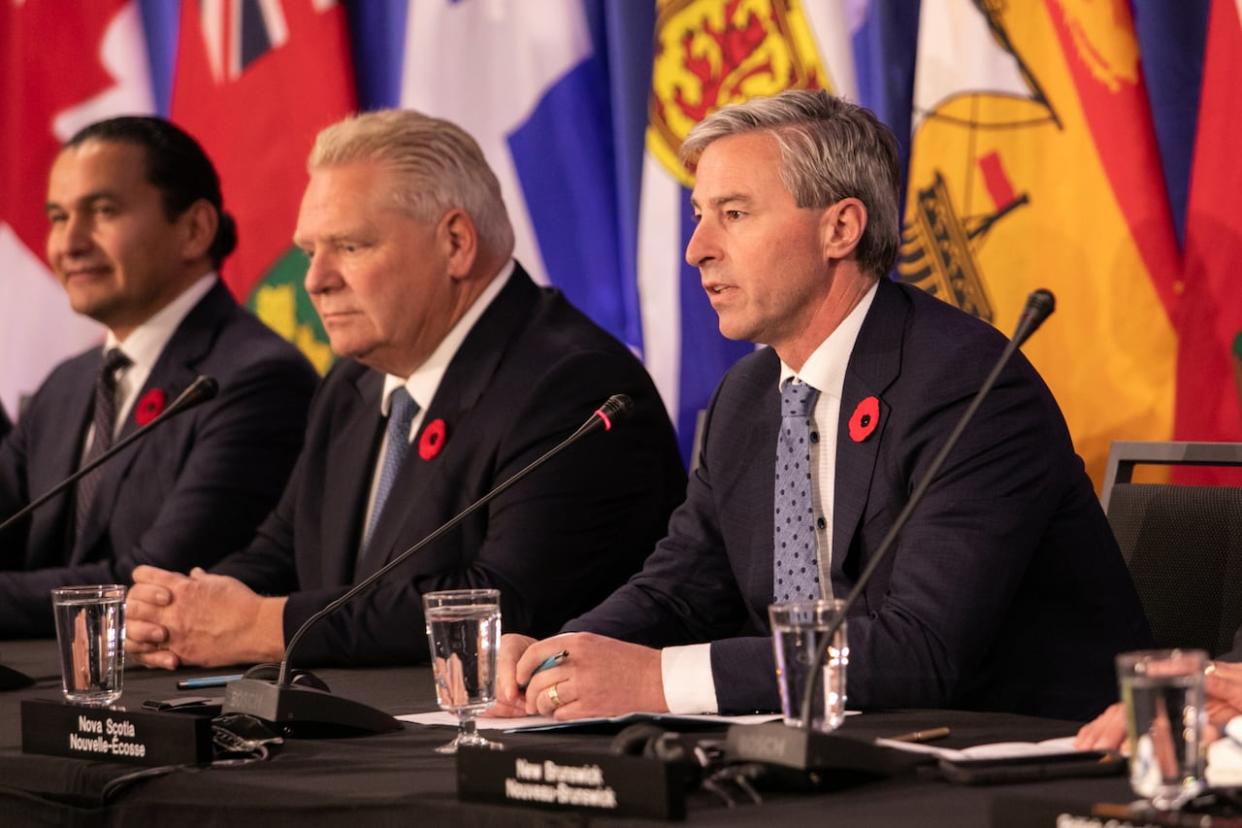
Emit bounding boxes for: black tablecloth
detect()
[0,640,1133,826]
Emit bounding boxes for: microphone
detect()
[222,394,635,736]
[726,289,1057,770]
[0,375,220,537]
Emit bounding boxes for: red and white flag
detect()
[0,0,154,417]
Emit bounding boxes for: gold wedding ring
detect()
[547,683,563,709]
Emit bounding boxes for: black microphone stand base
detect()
[725,721,924,776]
[222,678,401,738]
[0,663,35,691]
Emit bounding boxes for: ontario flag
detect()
[0,0,154,417]
[901,0,1181,487]
[171,0,356,373]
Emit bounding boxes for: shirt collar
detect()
[380,259,516,415]
[779,279,879,399]
[104,274,217,373]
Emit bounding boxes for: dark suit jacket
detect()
[0,406,9,443]
[567,278,1151,721]
[212,266,686,666]
[0,281,317,637]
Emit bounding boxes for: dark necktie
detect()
[75,348,131,539]
[774,378,821,602]
[361,387,419,556]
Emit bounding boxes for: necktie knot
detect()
[388,387,418,433]
[781,379,819,420]
[101,348,131,386]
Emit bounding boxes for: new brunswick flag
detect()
[171,0,356,374]
[901,0,1180,487]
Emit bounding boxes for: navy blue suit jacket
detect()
[567,278,1151,720]
[0,282,317,637]
[211,266,686,666]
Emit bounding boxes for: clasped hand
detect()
[125,565,284,669]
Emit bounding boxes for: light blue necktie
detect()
[362,387,418,552]
[774,379,821,602]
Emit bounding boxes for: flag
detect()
[900,0,1181,487]
[1174,0,1242,478]
[0,0,154,417]
[170,0,357,374]
[636,0,858,457]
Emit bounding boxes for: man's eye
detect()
[93,204,117,217]
[725,210,744,220]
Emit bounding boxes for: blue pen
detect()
[176,673,245,690]
[518,649,569,692]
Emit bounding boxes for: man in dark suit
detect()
[0,117,316,637]
[124,109,684,669]
[495,91,1150,722]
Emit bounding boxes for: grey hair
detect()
[309,109,515,258]
[679,90,900,277]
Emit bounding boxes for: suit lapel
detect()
[324,369,384,585]
[356,266,542,577]
[830,279,907,585]
[742,365,780,605]
[74,284,232,560]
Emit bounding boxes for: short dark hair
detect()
[65,116,238,267]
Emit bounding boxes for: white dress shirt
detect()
[661,281,879,714]
[359,260,515,547]
[82,274,217,457]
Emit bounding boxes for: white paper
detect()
[874,735,1082,762]
[397,711,783,732]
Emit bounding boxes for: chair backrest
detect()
[1102,441,1242,657]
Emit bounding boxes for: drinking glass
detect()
[769,598,849,732]
[423,588,502,754]
[1116,649,1208,810]
[51,585,126,706]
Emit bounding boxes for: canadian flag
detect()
[0,0,154,418]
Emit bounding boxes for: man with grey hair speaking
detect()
[495,90,1149,722]
[124,109,684,669]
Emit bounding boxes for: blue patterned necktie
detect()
[774,378,821,602]
[75,347,131,539]
[362,387,419,553]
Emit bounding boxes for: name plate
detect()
[22,698,214,767]
[457,745,689,820]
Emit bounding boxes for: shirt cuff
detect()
[660,644,719,714]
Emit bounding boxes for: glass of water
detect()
[769,599,849,732]
[423,588,502,754]
[1116,649,1208,810]
[51,585,126,706]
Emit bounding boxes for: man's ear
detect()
[439,208,479,279]
[179,200,219,262]
[820,197,867,263]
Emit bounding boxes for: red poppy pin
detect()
[134,388,166,426]
[418,418,448,461]
[848,396,880,443]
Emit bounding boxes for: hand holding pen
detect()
[517,649,568,692]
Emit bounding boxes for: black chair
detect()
[1101,441,1242,657]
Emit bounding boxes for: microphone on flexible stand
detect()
[223,395,636,737]
[726,289,1057,771]
[0,375,220,537]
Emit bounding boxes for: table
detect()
[0,639,1134,826]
